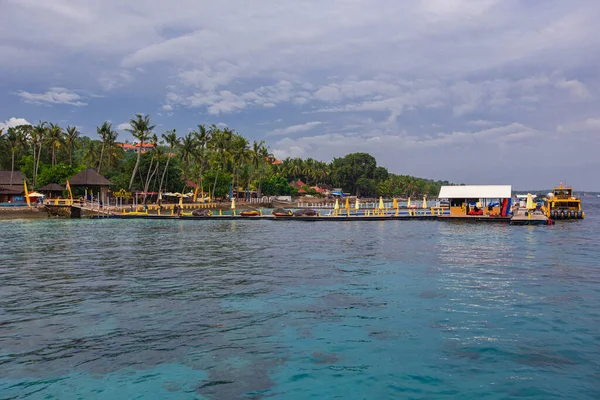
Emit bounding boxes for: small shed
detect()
[68,169,114,200]
[39,183,66,199]
[0,170,26,203]
[439,185,512,217]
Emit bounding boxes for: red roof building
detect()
[119,142,155,154]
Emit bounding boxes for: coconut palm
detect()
[65,126,80,166]
[179,132,196,177]
[84,141,100,169]
[6,127,22,186]
[30,121,47,187]
[104,128,120,171]
[96,121,113,174]
[126,114,155,190]
[159,129,179,194]
[47,123,63,167]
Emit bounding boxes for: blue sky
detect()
[1,0,600,190]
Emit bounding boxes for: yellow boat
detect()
[547,184,584,219]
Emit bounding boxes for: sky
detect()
[1,0,599,190]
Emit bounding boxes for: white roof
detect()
[438,185,512,199]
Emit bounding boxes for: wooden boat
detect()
[272,208,293,217]
[240,209,261,217]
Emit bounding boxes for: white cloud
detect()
[556,117,600,133]
[116,122,131,131]
[0,117,31,131]
[17,87,87,106]
[555,79,591,100]
[267,121,323,136]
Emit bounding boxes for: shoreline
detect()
[0,206,48,220]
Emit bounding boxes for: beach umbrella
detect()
[526,193,534,210]
[334,199,339,210]
[378,196,384,209]
[423,196,427,209]
[407,197,411,208]
[345,198,350,210]
[393,198,398,209]
[355,198,360,210]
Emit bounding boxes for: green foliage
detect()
[202,170,231,198]
[37,163,82,188]
[329,153,377,196]
[260,176,294,196]
[2,116,450,199]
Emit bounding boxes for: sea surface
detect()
[1,198,599,399]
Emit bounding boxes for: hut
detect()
[0,171,26,203]
[438,185,512,217]
[68,168,114,202]
[38,183,66,199]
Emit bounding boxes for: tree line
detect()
[0,114,448,198]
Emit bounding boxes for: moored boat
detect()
[272,208,293,217]
[546,183,584,219]
[240,208,261,217]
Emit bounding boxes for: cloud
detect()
[0,117,31,131]
[116,122,131,131]
[17,87,87,106]
[2,0,600,188]
[556,117,600,134]
[267,121,324,136]
[555,79,591,99]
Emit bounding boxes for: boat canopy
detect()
[439,185,512,199]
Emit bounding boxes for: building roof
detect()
[0,170,26,185]
[439,185,512,199]
[119,142,155,149]
[68,169,114,186]
[39,183,65,192]
[0,185,24,195]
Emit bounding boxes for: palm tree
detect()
[179,133,196,177]
[96,121,111,174]
[126,114,155,190]
[104,128,119,171]
[251,140,270,198]
[6,127,22,186]
[192,124,210,195]
[230,135,250,197]
[209,126,233,198]
[84,141,100,168]
[30,121,47,187]
[47,123,63,167]
[142,134,160,201]
[65,126,80,166]
[159,129,179,194]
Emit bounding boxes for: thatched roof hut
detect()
[67,169,114,199]
[0,171,26,202]
[39,183,65,192]
[39,183,65,198]
[68,169,113,187]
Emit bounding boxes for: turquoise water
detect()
[1,199,599,399]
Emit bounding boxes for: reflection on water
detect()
[1,202,600,399]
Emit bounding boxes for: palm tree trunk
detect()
[31,144,36,187]
[158,150,172,194]
[10,150,15,187]
[143,156,154,203]
[35,143,42,187]
[97,142,105,173]
[69,145,73,166]
[129,145,143,190]
[52,146,56,167]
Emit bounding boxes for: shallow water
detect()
[1,198,599,399]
